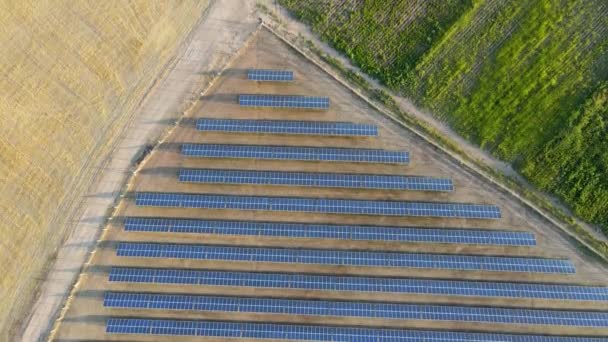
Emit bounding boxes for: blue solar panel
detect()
[109,267,607,301]
[196,118,378,136]
[116,243,575,274]
[104,292,608,327]
[239,94,330,109]
[248,69,294,81]
[135,192,501,219]
[181,144,410,164]
[178,169,453,192]
[107,318,608,341]
[124,217,534,246]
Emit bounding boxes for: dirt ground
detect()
[51,27,608,341]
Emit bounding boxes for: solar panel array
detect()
[116,243,575,274]
[181,143,410,164]
[59,64,596,341]
[106,318,608,341]
[135,192,501,219]
[178,168,453,192]
[248,69,294,81]
[239,94,330,109]
[124,217,534,246]
[196,118,378,136]
[104,292,608,327]
[109,267,607,301]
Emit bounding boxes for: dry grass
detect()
[0,0,209,338]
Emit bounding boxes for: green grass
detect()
[281,0,472,87]
[280,0,608,235]
[521,84,608,226]
[291,34,608,261]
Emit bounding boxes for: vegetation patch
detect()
[280,0,608,236]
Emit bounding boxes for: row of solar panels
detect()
[109,267,608,301]
[106,318,608,341]
[197,118,378,136]
[182,143,410,164]
[124,217,533,246]
[104,292,608,327]
[135,192,502,219]
[239,94,330,109]
[248,69,294,82]
[116,243,574,274]
[179,168,454,192]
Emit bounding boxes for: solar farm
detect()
[52,30,608,341]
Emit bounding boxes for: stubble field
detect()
[0,1,209,338]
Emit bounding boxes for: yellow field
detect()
[0,0,209,338]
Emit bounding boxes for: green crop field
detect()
[280,0,608,235]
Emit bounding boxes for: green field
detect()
[280,0,608,235]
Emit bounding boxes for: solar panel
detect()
[239,94,330,109]
[109,267,607,301]
[104,292,608,327]
[181,144,409,164]
[116,243,575,274]
[124,217,534,246]
[248,69,294,81]
[135,192,501,219]
[107,318,608,341]
[179,169,453,192]
[196,118,378,136]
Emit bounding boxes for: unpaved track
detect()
[18,1,259,341]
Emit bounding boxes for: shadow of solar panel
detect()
[109,267,607,301]
[248,69,294,81]
[104,292,608,327]
[106,318,608,341]
[179,168,453,192]
[196,118,378,136]
[181,144,409,164]
[239,94,330,109]
[135,192,500,219]
[116,242,575,274]
[124,217,533,245]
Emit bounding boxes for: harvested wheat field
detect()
[0,1,214,340]
[49,27,608,341]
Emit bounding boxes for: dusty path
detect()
[18,1,259,341]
